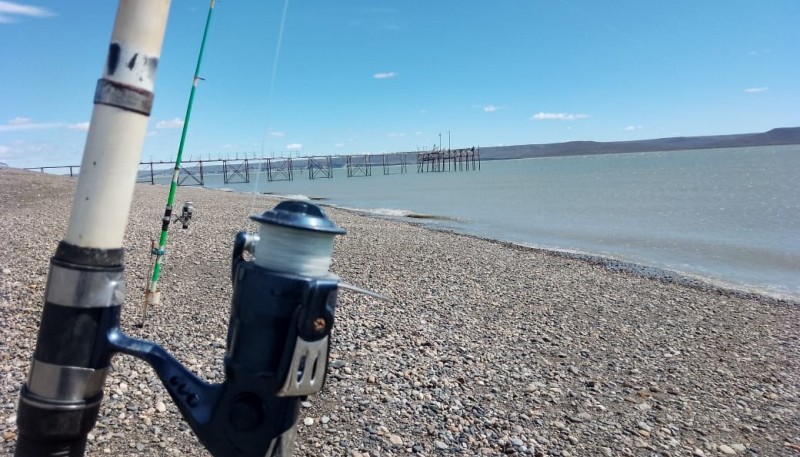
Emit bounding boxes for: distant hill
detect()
[133,127,799,178]
[480,127,800,160]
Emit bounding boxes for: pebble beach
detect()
[1,168,798,456]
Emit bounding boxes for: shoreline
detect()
[2,168,799,456]
[323,203,799,307]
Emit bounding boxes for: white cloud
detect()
[156,118,184,129]
[744,87,768,93]
[624,125,642,131]
[68,122,90,131]
[483,105,499,113]
[0,117,62,132]
[373,72,397,79]
[1,118,91,132]
[146,130,157,137]
[531,112,589,121]
[387,132,406,138]
[286,143,302,150]
[269,131,286,137]
[0,1,54,23]
[0,140,64,165]
[334,143,344,148]
[414,131,422,136]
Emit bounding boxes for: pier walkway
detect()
[24,148,480,186]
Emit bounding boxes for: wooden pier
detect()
[222,159,249,184]
[24,165,81,177]
[382,153,408,175]
[347,155,372,177]
[179,161,204,186]
[308,156,334,179]
[417,147,480,172]
[264,158,293,182]
[24,147,479,186]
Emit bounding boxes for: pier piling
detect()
[222,159,249,184]
[266,157,293,181]
[346,155,372,177]
[308,156,333,179]
[381,153,408,175]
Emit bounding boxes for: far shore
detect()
[15,128,800,174]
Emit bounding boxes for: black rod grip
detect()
[15,387,101,457]
[14,434,87,457]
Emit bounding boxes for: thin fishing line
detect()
[248,0,291,228]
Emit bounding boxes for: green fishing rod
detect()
[141,0,216,326]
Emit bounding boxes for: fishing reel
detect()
[177,201,193,229]
[109,201,345,456]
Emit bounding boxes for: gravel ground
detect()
[1,168,798,457]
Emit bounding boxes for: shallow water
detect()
[172,145,800,301]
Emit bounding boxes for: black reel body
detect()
[115,202,343,456]
[213,243,338,455]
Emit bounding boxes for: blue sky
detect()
[1,0,798,167]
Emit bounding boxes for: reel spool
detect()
[249,200,345,276]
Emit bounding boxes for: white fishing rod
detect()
[15,1,171,455]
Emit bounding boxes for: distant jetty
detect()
[20,127,799,176]
[481,126,800,160]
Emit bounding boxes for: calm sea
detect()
[183,145,800,302]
